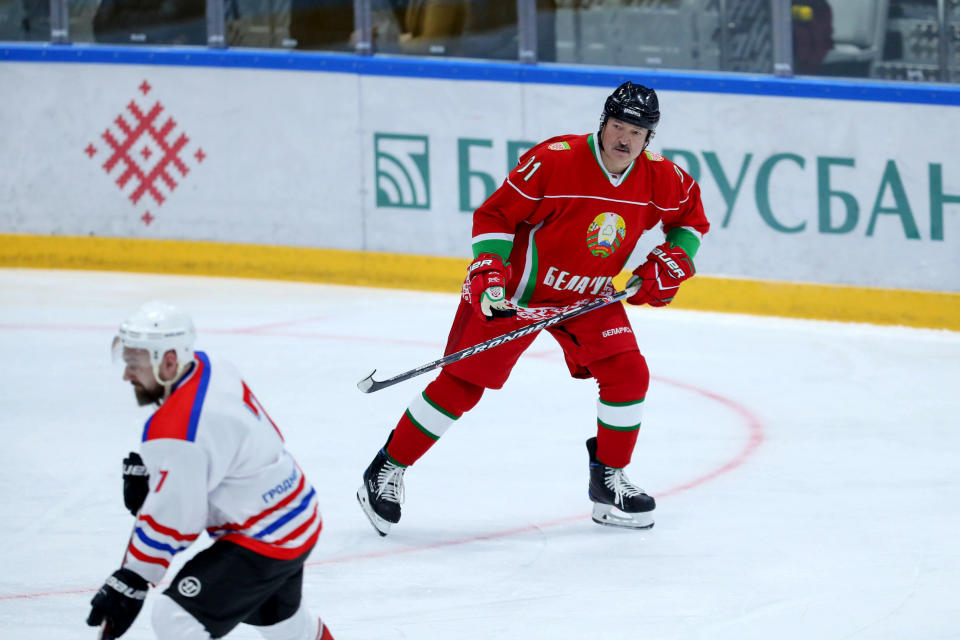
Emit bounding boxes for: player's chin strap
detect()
[153,359,193,403]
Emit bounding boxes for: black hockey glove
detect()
[122,452,149,516]
[86,568,148,638]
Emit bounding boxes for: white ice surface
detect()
[1,268,958,640]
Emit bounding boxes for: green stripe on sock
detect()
[597,419,641,432]
[405,409,440,440]
[599,398,645,408]
[384,449,408,467]
[422,392,458,420]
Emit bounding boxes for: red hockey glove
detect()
[627,242,695,307]
[467,253,516,320]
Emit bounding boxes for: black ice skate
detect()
[586,437,655,529]
[356,434,406,536]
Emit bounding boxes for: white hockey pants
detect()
[152,594,321,639]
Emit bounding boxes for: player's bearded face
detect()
[122,348,164,406]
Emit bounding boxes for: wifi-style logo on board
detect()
[374,133,430,209]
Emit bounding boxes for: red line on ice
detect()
[306,375,764,568]
[0,321,764,601]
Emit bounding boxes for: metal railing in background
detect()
[0,0,956,85]
[772,0,794,76]
[517,0,538,63]
[49,0,68,43]
[208,0,226,48]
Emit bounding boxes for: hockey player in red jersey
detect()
[357,82,709,534]
[87,302,334,640]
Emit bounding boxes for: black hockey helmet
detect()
[598,82,660,150]
[602,81,660,130]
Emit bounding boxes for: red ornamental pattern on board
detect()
[84,80,206,226]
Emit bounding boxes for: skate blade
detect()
[591,503,655,530]
[356,487,392,537]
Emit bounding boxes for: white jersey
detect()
[122,351,321,585]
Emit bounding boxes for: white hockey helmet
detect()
[112,301,196,373]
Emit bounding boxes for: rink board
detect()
[2,44,959,326]
[2,233,957,330]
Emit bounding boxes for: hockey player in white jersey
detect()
[87,302,334,640]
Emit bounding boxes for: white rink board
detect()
[1,61,959,291]
[0,63,363,249]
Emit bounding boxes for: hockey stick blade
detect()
[356,287,636,393]
[357,370,378,393]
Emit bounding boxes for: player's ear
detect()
[159,349,179,381]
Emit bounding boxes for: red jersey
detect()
[471,133,710,308]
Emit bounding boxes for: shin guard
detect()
[590,351,650,468]
[386,370,484,466]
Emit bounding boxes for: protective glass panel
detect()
[826,0,932,81]
[0,0,48,40]
[80,0,207,45]
[249,0,354,50]
[372,0,519,60]
[795,0,958,84]
[68,0,100,42]
[542,0,773,74]
[876,0,942,81]
[947,0,960,82]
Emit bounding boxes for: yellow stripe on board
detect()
[2,234,958,331]
[671,276,959,331]
[0,233,465,292]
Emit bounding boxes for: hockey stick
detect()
[357,286,637,393]
[98,458,147,640]
[97,518,138,640]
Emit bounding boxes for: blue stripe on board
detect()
[3,42,959,106]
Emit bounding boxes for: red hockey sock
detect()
[386,370,484,466]
[590,351,649,468]
[595,427,640,469]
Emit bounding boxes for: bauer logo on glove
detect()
[86,568,149,638]
[626,242,695,307]
[649,245,689,279]
[468,258,494,274]
[122,451,149,516]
